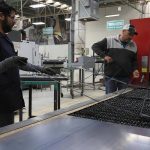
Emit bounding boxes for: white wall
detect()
[85,4,143,56]
[144,2,150,18]
[39,44,68,59]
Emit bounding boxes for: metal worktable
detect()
[20,75,68,119]
[0,90,150,150]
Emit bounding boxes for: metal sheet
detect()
[0,116,150,150]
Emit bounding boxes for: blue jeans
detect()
[105,77,130,94]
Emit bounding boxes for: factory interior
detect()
[0,0,150,149]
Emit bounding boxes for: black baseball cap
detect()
[123,24,138,35]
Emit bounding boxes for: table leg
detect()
[81,69,84,96]
[54,82,61,110]
[19,109,23,121]
[58,82,60,109]
[29,85,32,118]
[54,84,57,111]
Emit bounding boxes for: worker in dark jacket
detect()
[0,2,55,127]
[92,24,139,94]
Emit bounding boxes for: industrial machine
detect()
[131,18,150,85]
[42,59,65,74]
[13,41,42,75]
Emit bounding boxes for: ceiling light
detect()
[64,6,72,11]
[60,4,68,9]
[30,4,46,8]
[105,14,120,18]
[68,6,72,10]
[53,2,61,7]
[15,14,20,18]
[32,0,43,2]
[46,0,54,4]
[32,22,45,25]
[65,18,71,21]
[118,6,121,11]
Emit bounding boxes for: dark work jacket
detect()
[0,33,25,113]
[92,36,138,78]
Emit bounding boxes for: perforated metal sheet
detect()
[70,88,150,128]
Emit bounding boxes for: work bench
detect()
[20,75,68,120]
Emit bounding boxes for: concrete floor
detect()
[15,84,105,122]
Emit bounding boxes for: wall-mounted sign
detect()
[42,27,53,35]
[107,20,124,30]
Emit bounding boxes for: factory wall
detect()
[145,2,150,18]
[85,4,143,56]
[39,44,68,59]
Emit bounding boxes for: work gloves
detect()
[0,56,57,76]
[0,56,28,73]
[40,66,57,76]
[10,56,28,66]
[20,63,57,76]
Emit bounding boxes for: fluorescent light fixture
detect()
[53,2,61,7]
[32,22,45,25]
[32,0,43,2]
[105,14,120,18]
[15,14,20,18]
[30,4,46,8]
[64,6,72,11]
[68,6,72,10]
[60,4,68,9]
[65,18,71,21]
[46,0,54,4]
[118,6,121,11]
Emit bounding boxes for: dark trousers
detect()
[105,77,130,94]
[0,112,14,127]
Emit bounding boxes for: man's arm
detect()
[132,52,138,71]
[132,52,139,78]
[19,63,57,75]
[0,56,27,73]
[92,38,113,63]
[91,38,107,57]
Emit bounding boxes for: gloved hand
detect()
[41,67,57,76]
[0,56,28,73]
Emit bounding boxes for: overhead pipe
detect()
[122,0,144,14]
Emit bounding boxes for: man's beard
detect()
[2,19,12,33]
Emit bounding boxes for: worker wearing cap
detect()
[92,24,139,94]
